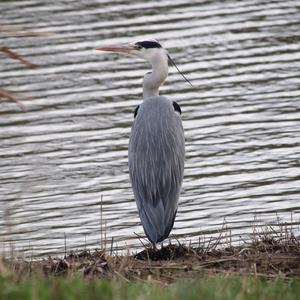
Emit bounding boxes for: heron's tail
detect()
[138,200,177,243]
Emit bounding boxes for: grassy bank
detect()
[1,275,300,300]
[1,227,299,299]
[3,230,299,282]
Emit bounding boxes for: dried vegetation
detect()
[1,225,299,283]
[0,27,46,110]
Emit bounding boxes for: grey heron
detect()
[96,39,186,247]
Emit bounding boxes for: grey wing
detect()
[128,97,185,243]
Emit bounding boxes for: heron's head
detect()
[96,39,193,87]
[96,39,168,63]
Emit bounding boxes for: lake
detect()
[1,0,300,256]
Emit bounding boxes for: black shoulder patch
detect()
[134,105,139,118]
[172,101,181,115]
[135,40,162,49]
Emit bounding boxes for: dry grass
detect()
[1,225,299,284]
[1,197,299,283]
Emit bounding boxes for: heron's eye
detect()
[134,44,143,50]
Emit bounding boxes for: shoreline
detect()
[2,231,299,282]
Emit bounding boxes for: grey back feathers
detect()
[128,96,185,243]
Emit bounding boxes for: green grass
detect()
[0,275,299,300]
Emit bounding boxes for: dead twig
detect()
[0,47,37,68]
[0,88,27,111]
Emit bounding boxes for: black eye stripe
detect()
[135,41,162,49]
[172,101,181,114]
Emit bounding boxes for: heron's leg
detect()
[152,242,157,251]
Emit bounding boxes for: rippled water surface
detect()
[1,0,300,256]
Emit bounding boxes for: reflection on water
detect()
[1,0,300,256]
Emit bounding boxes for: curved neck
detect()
[143,51,168,99]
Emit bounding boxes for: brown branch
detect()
[0,88,27,111]
[0,26,54,37]
[0,47,37,68]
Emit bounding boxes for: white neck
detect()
[143,50,169,99]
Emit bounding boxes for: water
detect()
[1,0,300,256]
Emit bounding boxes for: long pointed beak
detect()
[96,43,134,54]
